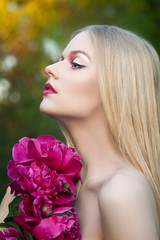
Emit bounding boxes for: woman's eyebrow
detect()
[60,50,91,61]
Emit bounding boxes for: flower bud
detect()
[42,205,52,217]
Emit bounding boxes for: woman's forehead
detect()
[62,31,95,59]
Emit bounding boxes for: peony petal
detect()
[23,217,38,222]
[7,180,21,194]
[18,137,30,146]
[60,148,74,170]
[60,158,82,175]
[37,135,56,146]
[60,148,82,175]
[41,147,63,169]
[33,215,63,239]
[19,196,34,217]
[0,231,5,240]
[6,227,20,237]
[14,216,32,230]
[37,135,56,153]
[28,139,41,161]
[48,147,63,169]
[52,194,75,205]
[0,227,21,239]
[7,160,20,180]
[22,176,33,193]
[52,206,72,214]
[12,137,35,164]
[64,172,82,182]
[63,176,76,195]
[71,150,82,161]
[66,219,75,229]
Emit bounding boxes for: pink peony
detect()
[0,227,21,240]
[33,207,81,240]
[6,135,82,239]
[32,215,63,239]
[8,135,82,195]
[8,161,76,201]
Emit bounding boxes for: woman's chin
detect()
[39,100,46,113]
[39,101,52,117]
[39,101,60,120]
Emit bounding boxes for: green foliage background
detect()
[0,0,160,201]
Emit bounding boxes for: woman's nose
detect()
[45,64,59,80]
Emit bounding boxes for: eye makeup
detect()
[60,50,91,62]
[71,60,86,69]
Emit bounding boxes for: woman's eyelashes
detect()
[58,55,86,69]
[71,61,86,69]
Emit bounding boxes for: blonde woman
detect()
[1,25,160,239]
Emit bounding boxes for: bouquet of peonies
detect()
[0,135,82,240]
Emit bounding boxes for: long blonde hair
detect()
[61,25,160,222]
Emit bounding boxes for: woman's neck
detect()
[63,108,128,182]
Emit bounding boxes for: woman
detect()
[1,25,160,239]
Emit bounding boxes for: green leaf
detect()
[26,231,34,240]
[55,211,74,216]
[0,222,10,228]
[5,196,23,218]
[4,217,14,223]
[3,196,28,239]
[62,182,69,191]
[3,221,20,229]
[12,196,23,205]
[62,183,74,196]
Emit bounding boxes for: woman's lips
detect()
[43,82,57,95]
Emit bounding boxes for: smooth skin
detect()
[1,31,159,239]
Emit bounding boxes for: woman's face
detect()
[40,31,102,122]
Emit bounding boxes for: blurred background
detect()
[0,0,160,201]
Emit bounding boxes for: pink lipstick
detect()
[43,82,57,95]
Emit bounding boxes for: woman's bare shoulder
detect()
[98,167,153,200]
[98,167,157,213]
[98,167,159,240]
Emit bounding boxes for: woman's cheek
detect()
[69,71,97,93]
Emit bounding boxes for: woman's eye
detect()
[71,61,85,69]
